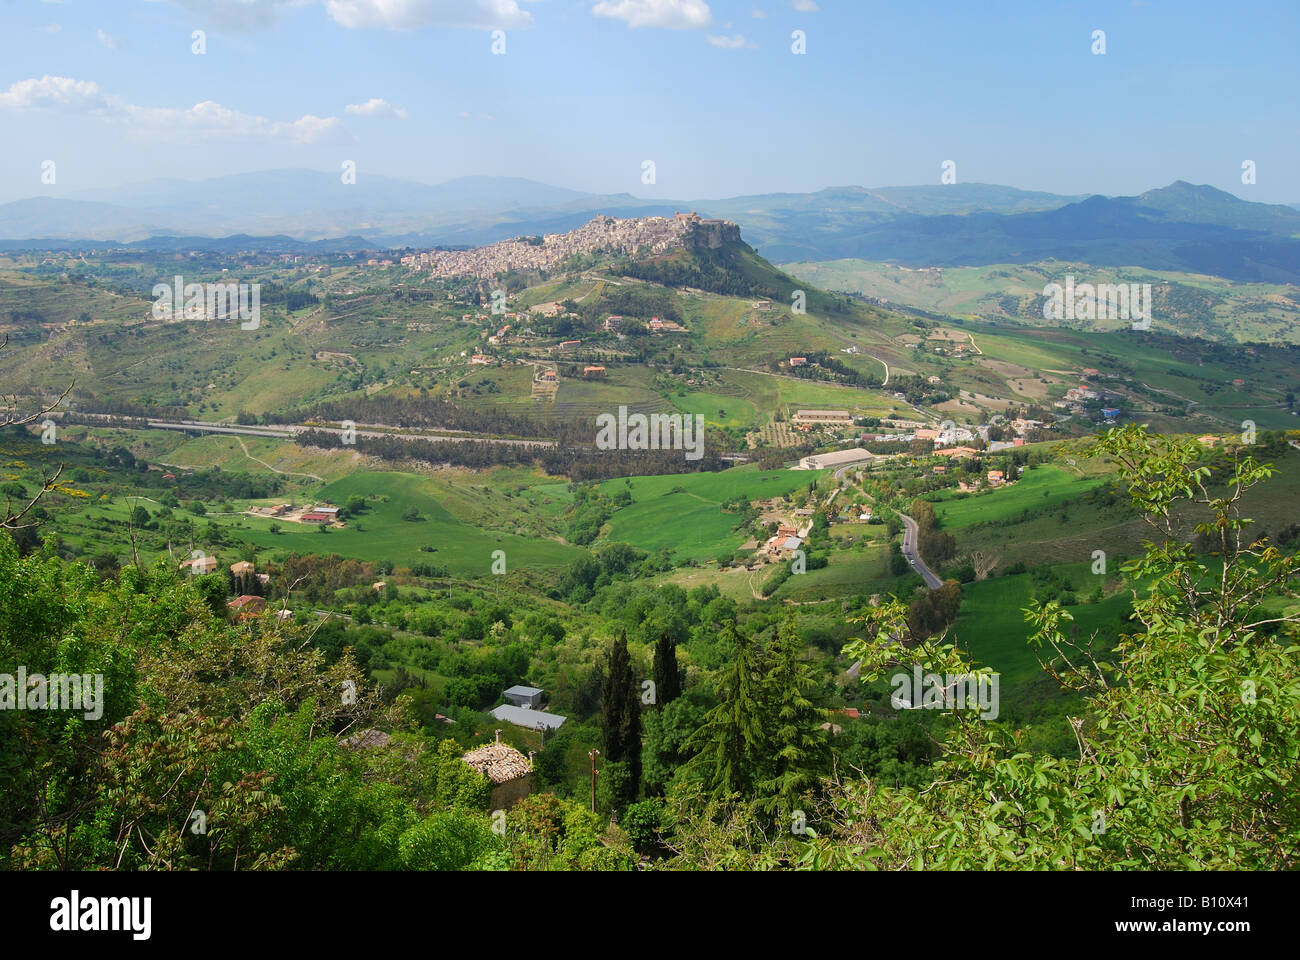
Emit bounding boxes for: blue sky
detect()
[1,0,1297,204]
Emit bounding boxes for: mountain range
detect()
[3,172,1299,283]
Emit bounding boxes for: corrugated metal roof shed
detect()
[491,704,567,731]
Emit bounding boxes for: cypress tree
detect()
[601,630,642,805]
[652,633,682,706]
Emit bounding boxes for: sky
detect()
[0,0,1297,204]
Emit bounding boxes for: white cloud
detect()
[0,76,108,111]
[36,24,63,34]
[0,75,345,144]
[97,28,122,49]
[324,0,535,29]
[345,97,409,118]
[750,8,766,18]
[591,0,712,30]
[706,34,748,48]
[791,0,818,11]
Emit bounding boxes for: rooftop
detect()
[504,684,544,697]
[490,703,567,731]
[462,741,532,783]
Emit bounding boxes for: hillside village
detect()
[403,213,741,280]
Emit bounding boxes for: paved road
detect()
[898,512,943,589]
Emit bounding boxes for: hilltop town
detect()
[402,212,741,279]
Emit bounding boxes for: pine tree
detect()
[755,618,830,823]
[601,630,642,805]
[685,620,770,802]
[652,633,682,706]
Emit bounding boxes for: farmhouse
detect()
[793,409,853,426]
[228,595,265,614]
[300,511,332,524]
[180,555,218,575]
[798,448,872,470]
[230,560,255,576]
[987,470,1006,486]
[583,365,606,378]
[765,534,803,556]
[540,370,559,384]
[462,735,534,810]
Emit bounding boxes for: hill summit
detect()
[412,212,741,279]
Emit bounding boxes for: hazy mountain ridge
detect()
[4,173,1298,282]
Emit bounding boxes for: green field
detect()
[949,567,1133,695]
[598,467,821,560]
[932,464,1107,530]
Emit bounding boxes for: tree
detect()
[754,618,829,823]
[600,631,642,808]
[652,633,682,706]
[684,620,770,804]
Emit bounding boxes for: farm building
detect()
[180,555,219,575]
[228,595,266,614]
[301,511,332,524]
[230,561,255,576]
[798,448,872,470]
[503,685,545,709]
[462,736,534,810]
[583,365,606,378]
[490,703,567,732]
[789,357,808,367]
[792,409,853,426]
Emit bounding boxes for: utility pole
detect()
[587,748,600,813]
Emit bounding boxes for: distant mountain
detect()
[0,174,1083,246]
[776,183,1300,282]
[692,183,1083,261]
[1,171,608,243]
[2,174,1297,282]
[0,197,175,243]
[67,169,593,216]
